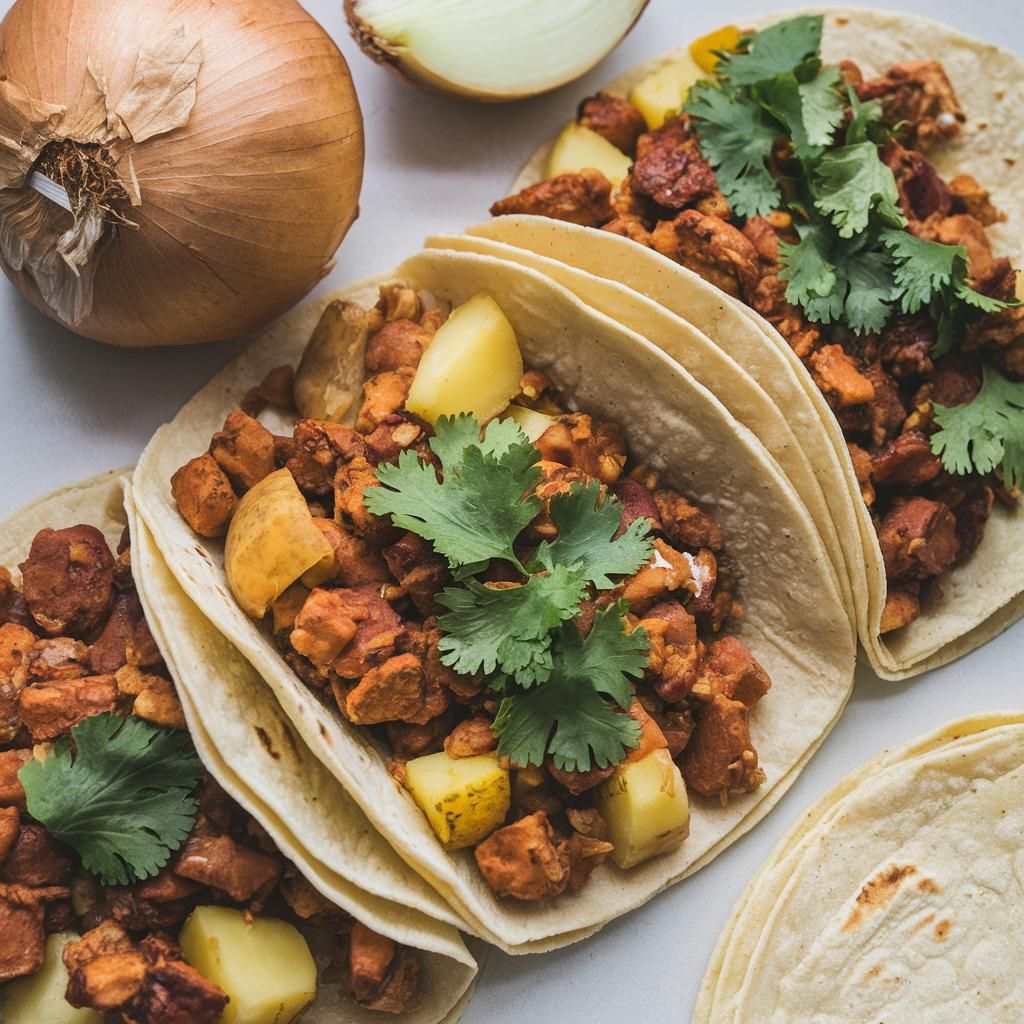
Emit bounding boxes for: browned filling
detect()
[172,283,773,903]
[491,59,1021,633]
[0,524,421,1017]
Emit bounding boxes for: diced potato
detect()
[405,293,523,425]
[179,906,316,1024]
[505,403,557,442]
[225,469,332,619]
[3,932,102,1024]
[405,750,511,850]
[597,748,690,869]
[545,122,633,185]
[689,24,742,74]
[628,52,705,129]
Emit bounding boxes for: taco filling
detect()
[491,14,1023,635]
[0,524,422,1020]
[169,284,773,903]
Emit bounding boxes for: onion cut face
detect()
[0,0,364,347]
[346,0,650,101]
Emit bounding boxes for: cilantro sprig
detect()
[683,14,1019,481]
[492,603,647,773]
[19,713,204,886]
[369,414,654,772]
[368,416,540,576]
[932,365,1024,489]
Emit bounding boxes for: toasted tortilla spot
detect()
[254,725,280,759]
[843,864,917,931]
[918,876,942,894]
[935,919,952,941]
[912,912,936,932]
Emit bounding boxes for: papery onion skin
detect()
[345,0,650,102]
[0,0,364,347]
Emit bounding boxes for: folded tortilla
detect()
[484,7,1024,680]
[0,471,478,1024]
[695,712,1024,1023]
[133,247,855,952]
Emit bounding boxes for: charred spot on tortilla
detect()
[843,863,918,931]
[255,725,280,759]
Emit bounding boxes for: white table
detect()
[1,1,1020,1020]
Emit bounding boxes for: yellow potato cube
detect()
[505,403,557,442]
[545,122,633,185]
[689,24,742,74]
[3,932,102,1024]
[179,906,316,1024]
[597,748,690,869]
[628,53,705,129]
[405,750,511,850]
[225,469,332,619]
[405,293,524,426]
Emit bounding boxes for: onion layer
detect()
[0,0,364,347]
[346,0,650,102]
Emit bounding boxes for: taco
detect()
[694,712,1024,1022]
[486,9,1024,679]
[0,472,476,1023]
[132,246,855,951]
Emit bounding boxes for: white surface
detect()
[0,1,1021,1021]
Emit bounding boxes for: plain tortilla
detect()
[133,246,855,952]
[693,714,1024,1023]
[0,471,478,1024]
[493,7,1024,680]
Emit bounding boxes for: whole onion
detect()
[0,0,364,346]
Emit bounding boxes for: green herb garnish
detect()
[367,414,654,772]
[683,14,1018,481]
[19,712,204,886]
[932,365,1024,490]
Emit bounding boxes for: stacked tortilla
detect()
[694,714,1024,1022]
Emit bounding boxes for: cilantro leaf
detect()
[717,15,823,86]
[799,66,845,147]
[845,87,885,145]
[779,222,840,319]
[436,567,587,685]
[780,222,895,332]
[496,679,641,774]
[367,424,541,574]
[881,230,1016,355]
[755,73,818,161]
[883,230,962,314]
[932,365,1024,488]
[532,481,653,589]
[493,604,647,772]
[429,414,531,475]
[19,713,203,887]
[843,245,896,333]
[813,142,906,237]
[556,601,650,708]
[685,82,782,218]
[953,278,1012,315]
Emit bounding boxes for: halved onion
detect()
[346,0,650,101]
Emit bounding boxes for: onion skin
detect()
[345,0,650,103]
[0,0,364,347]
